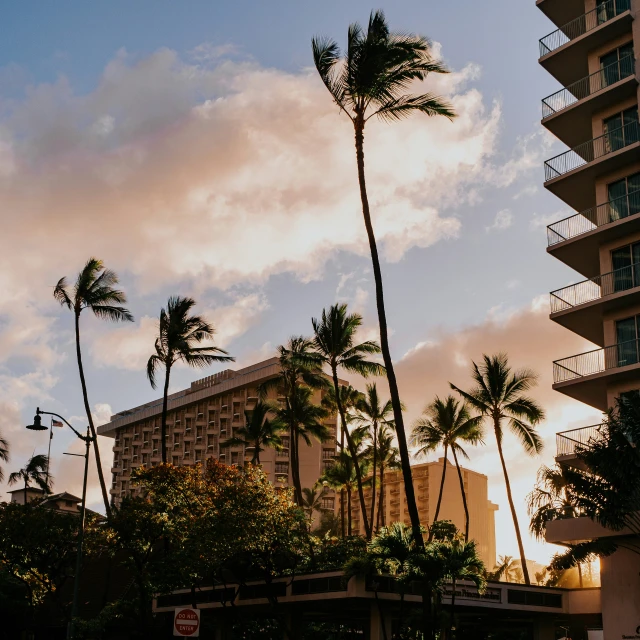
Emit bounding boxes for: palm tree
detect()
[8,454,51,504]
[312,303,384,540]
[0,433,8,484]
[54,257,134,517]
[220,401,284,465]
[146,296,234,463]
[355,383,395,537]
[375,426,401,529]
[410,396,483,541]
[487,555,524,583]
[313,10,455,547]
[450,354,544,584]
[301,487,324,528]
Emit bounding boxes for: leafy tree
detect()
[411,396,483,541]
[220,401,284,465]
[312,303,384,539]
[146,296,234,463]
[451,354,544,584]
[54,257,134,516]
[8,454,51,505]
[312,10,454,548]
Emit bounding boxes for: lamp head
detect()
[26,410,47,431]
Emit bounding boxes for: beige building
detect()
[346,459,498,568]
[98,358,339,508]
[539,0,640,636]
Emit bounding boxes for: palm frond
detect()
[371,93,454,122]
[53,277,72,309]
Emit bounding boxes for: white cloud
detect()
[487,209,513,232]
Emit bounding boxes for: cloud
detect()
[487,209,513,232]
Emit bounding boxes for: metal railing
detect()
[556,424,604,456]
[542,54,635,118]
[553,338,640,383]
[547,189,640,245]
[539,0,631,57]
[544,121,640,181]
[550,261,640,312]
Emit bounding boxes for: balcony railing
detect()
[553,338,640,383]
[547,189,640,245]
[539,0,631,57]
[542,54,634,118]
[556,424,604,456]
[544,121,640,181]
[550,261,640,312]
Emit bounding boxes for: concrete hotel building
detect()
[538,0,640,636]
[347,460,498,569]
[98,358,339,507]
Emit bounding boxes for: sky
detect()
[0,0,603,565]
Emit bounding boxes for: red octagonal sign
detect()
[174,607,200,637]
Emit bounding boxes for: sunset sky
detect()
[0,0,601,564]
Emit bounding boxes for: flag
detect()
[51,419,63,427]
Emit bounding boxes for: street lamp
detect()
[26,407,93,640]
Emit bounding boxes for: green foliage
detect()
[301,535,368,573]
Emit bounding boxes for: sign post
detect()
[174,607,200,637]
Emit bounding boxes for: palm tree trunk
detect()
[432,446,449,526]
[347,485,352,536]
[577,562,583,588]
[495,424,531,585]
[161,365,171,464]
[331,368,371,539]
[378,461,385,528]
[24,478,28,506]
[291,428,303,505]
[74,310,111,517]
[340,488,346,537]
[370,421,378,533]
[354,121,421,547]
[451,448,470,542]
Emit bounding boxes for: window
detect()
[611,240,640,291]
[597,0,630,24]
[321,497,335,510]
[615,315,640,367]
[275,462,289,475]
[604,105,639,153]
[608,171,640,221]
[600,42,634,87]
[322,449,335,460]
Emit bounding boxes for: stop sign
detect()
[173,607,200,637]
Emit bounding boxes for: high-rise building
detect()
[538,0,640,635]
[98,357,340,507]
[345,460,498,568]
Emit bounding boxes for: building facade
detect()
[98,358,340,507]
[346,460,498,569]
[538,0,640,636]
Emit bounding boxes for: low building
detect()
[7,487,92,515]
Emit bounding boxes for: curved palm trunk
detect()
[451,448,470,542]
[160,365,171,464]
[370,421,378,533]
[75,311,111,517]
[331,368,371,539]
[378,460,385,528]
[432,445,449,527]
[291,427,303,505]
[354,122,421,547]
[495,423,530,585]
[347,485,352,536]
[340,488,346,537]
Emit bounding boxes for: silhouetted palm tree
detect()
[375,426,401,529]
[8,454,51,504]
[220,401,284,465]
[312,303,384,539]
[54,257,134,517]
[301,487,324,528]
[451,354,544,584]
[411,396,483,541]
[313,10,454,546]
[0,433,8,484]
[147,296,234,463]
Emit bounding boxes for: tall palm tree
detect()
[220,401,284,465]
[312,303,384,540]
[275,384,330,505]
[147,296,234,464]
[375,426,401,529]
[410,396,483,541]
[54,257,134,517]
[313,10,455,547]
[319,454,351,537]
[451,353,544,585]
[0,433,8,484]
[301,487,324,528]
[355,383,395,537]
[8,454,51,505]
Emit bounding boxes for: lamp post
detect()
[27,407,93,640]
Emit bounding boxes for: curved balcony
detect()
[539,0,632,86]
[553,338,640,410]
[550,262,640,345]
[542,55,636,148]
[544,121,640,212]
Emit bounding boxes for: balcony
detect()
[553,338,640,410]
[536,0,589,31]
[550,262,640,344]
[556,424,604,469]
[539,0,632,86]
[544,121,640,212]
[547,190,640,277]
[542,55,636,148]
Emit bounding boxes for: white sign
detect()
[174,607,200,637]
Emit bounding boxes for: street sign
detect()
[174,607,200,637]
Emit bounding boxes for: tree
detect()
[487,555,524,583]
[313,10,454,548]
[220,401,284,465]
[374,426,401,529]
[301,488,323,528]
[8,454,51,505]
[0,432,8,484]
[146,296,234,463]
[54,257,134,517]
[410,396,483,541]
[312,303,384,540]
[451,354,544,584]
